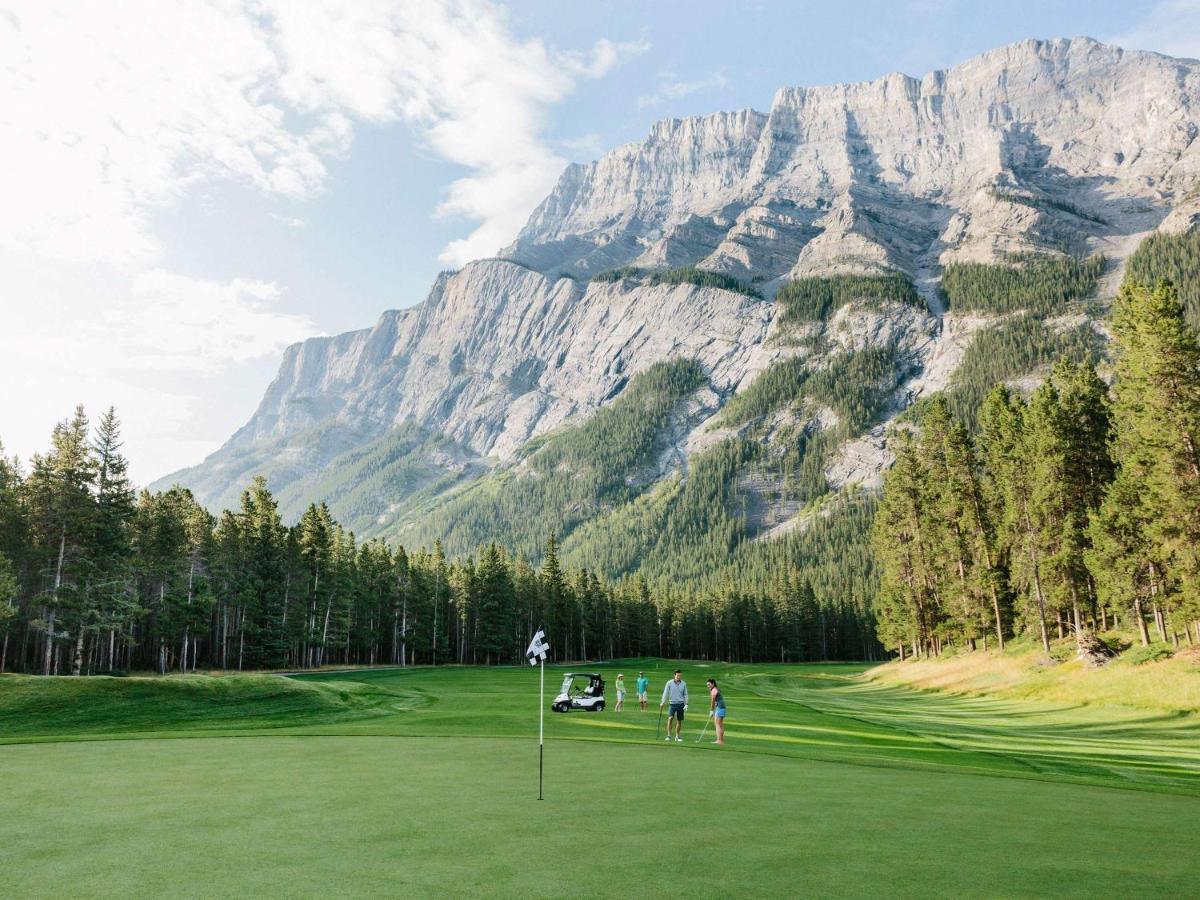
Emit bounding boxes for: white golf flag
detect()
[526,629,550,665]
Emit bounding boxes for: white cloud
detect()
[0,1,644,482]
[268,213,307,229]
[559,37,652,78]
[251,2,647,265]
[1109,0,1200,60]
[1,1,644,269]
[637,69,729,109]
[110,271,320,375]
[0,252,320,482]
[560,132,606,160]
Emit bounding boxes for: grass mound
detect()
[0,673,403,739]
[866,638,1200,714]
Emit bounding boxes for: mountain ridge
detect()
[157,37,1200,584]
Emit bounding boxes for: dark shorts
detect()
[669,702,685,721]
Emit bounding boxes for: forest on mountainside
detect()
[774,272,925,323]
[940,253,1106,314]
[591,265,763,298]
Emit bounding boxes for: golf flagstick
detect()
[539,656,544,800]
[696,711,713,743]
[525,628,550,799]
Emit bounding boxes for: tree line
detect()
[874,279,1200,656]
[0,411,870,674]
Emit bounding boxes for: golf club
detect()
[655,704,664,741]
[696,711,713,743]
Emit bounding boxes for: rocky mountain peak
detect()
[160,38,1200,560]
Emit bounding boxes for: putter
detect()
[655,704,664,741]
[696,711,713,743]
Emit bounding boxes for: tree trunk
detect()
[1153,605,1167,643]
[320,600,332,667]
[1132,593,1151,647]
[1027,542,1051,654]
[71,628,84,676]
[44,529,68,676]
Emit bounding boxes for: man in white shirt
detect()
[659,669,688,742]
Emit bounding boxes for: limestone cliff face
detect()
[509,38,1200,281]
[162,38,1200,531]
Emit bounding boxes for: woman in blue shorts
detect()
[706,678,726,745]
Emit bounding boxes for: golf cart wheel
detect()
[595,703,605,712]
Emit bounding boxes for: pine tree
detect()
[979,387,1053,653]
[920,398,1006,648]
[1090,280,1200,644]
[0,443,25,673]
[24,406,97,674]
[872,431,942,655]
[0,552,18,672]
[1046,360,1113,635]
[237,477,288,668]
[539,534,567,659]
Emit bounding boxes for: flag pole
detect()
[538,655,544,800]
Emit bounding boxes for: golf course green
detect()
[2,660,1198,897]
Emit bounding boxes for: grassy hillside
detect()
[866,638,1200,715]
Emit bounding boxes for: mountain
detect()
[159,37,1200,589]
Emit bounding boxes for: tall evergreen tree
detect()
[979,387,1053,653]
[24,406,97,674]
[1091,280,1200,644]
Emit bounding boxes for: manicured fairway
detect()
[2,660,1199,898]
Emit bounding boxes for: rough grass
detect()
[866,639,1200,715]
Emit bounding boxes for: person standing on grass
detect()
[636,671,649,712]
[660,669,688,742]
[706,678,726,745]
[615,674,626,712]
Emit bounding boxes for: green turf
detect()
[2,660,1199,897]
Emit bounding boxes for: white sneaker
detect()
[664,736,672,741]
[675,736,683,742]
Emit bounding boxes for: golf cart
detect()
[551,673,605,713]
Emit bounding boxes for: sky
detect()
[1,0,1198,485]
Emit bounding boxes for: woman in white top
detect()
[615,674,626,712]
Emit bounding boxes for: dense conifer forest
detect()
[0,409,876,674]
[875,279,1200,656]
[1124,227,1200,329]
[941,253,1106,314]
[775,273,925,322]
